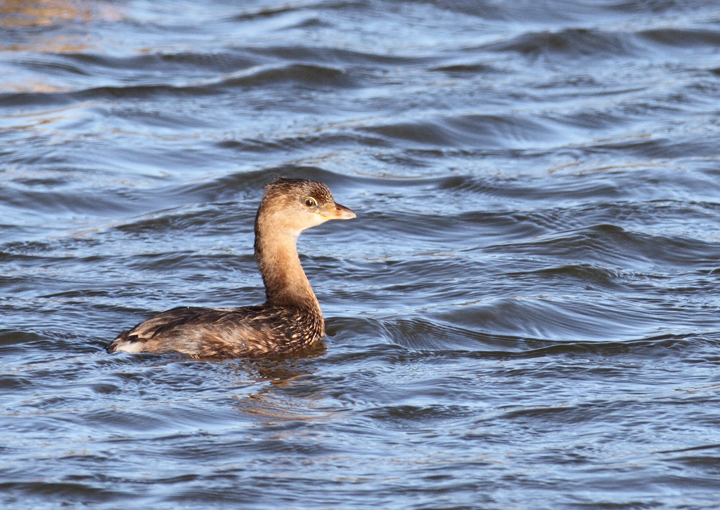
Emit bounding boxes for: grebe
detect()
[106,178,355,358]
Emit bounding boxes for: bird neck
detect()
[254,221,321,313]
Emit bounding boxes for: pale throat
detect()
[255,227,320,311]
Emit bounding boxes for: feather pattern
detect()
[109,305,324,358]
[106,178,355,358]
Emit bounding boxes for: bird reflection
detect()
[231,353,333,423]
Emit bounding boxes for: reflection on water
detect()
[231,357,334,422]
[0,0,90,27]
[0,0,124,54]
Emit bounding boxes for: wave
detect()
[358,113,560,148]
[485,28,647,60]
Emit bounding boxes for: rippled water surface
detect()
[3,0,720,508]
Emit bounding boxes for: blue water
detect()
[2,1,720,508]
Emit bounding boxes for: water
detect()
[2,0,720,508]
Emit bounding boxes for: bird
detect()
[106,178,356,358]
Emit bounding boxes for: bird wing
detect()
[107,306,282,357]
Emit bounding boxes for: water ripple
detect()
[3,0,720,509]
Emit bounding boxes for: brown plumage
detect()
[106,178,355,358]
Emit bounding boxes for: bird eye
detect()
[304,197,318,207]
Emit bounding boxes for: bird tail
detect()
[105,331,128,354]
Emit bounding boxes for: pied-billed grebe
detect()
[106,178,355,358]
